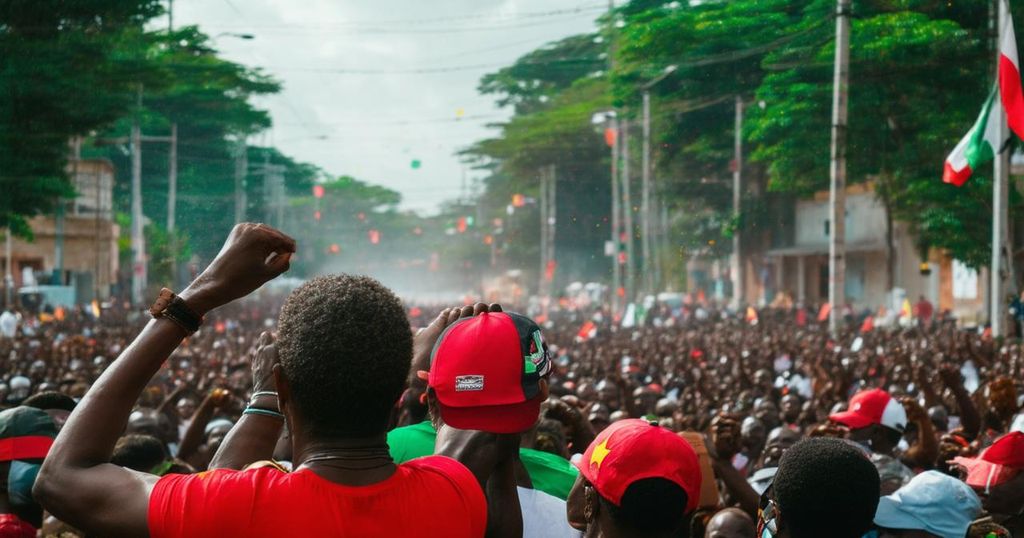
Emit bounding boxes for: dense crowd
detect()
[0,223,1021,537]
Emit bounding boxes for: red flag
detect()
[576,321,597,341]
[860,316,874,333]
[796,308,807,326]
[544,260,557,282]
[817,303,832,322]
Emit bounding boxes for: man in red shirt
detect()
[34,224,508,537]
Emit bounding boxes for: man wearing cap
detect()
[829,388,914,494]
[0,406,57,537]
[949,431,1024,536]
[388,310,581,501]
[871,470,981,538]
[566,419,702,537]
[422,309,581,538]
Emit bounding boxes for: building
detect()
[763,183,985,320]
[3,159,120,303]
[688,182,987,322]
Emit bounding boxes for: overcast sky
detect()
[173,0,603,214]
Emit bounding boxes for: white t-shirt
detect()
[517,487,581,538]
[0,310,17,338]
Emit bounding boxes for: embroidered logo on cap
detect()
[455,375,485,392]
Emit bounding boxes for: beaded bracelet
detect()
[243,407,285,420]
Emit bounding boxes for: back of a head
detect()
[602,477,689,536]
[22,391,76,413]
[773,438,879,538]
[111,434,168,473]
[276,275,412,438]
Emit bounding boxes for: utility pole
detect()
[4,228,12,307]
[641,91,653,296]
[731,95,744,310]
[991,0,1010,336]
[611,115,622,314]
[167,123,178,287]
[131,86,146,306]
[547,164,557,296]
[828,0,851,333]
[621,119,635,304]
[539,166,548,299]
[234,138,248,223]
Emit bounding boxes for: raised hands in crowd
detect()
[0,223,1020,537]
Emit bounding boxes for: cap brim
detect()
[829,410,872,430]
[439,400,540,434]
[0,435,53,461]
[873,496,927,533]
[951,456,1019,490]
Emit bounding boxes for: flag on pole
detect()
[817,303,831,323]
[860,315,874,333]
[943,88,1010,186]
[999,0,1024,141]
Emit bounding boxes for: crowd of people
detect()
[0,223,1021,537]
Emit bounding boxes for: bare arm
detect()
[34,223,295,538]
[209,333,284,470]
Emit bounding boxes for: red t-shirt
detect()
[148,456,486,538]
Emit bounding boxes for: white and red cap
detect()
[829,388,907,432]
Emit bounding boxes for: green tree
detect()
[0,0,164,235]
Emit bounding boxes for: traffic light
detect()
[457,217,467,233]
[313,185,324,198]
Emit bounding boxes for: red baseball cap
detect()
[427,311,551,434]
[951,432,1024,493]
[576,419,701,513]
[829,388,907,432]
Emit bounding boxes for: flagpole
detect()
[828,0,851,334]
[991,0,1009,337]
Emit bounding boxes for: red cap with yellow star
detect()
[576,419,701,513]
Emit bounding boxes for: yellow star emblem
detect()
[590,438,611,470]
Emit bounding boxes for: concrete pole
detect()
[539,166,548,298]
[991,0,1010,336]
[611,116,621,314]
[549,164,557,291]
[828,0,851,333]
[167,123,178,288]
[4,228,12,307]
[731,95,744,310]
[622,120,635,304]
[234,138,248,224]
[642,91,653,296]
[131,87,146,305]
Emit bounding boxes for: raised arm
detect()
[209,332,284,470]
[34,223,295,538]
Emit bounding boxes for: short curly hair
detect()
[276,275,412,438]
[773,438,880,538]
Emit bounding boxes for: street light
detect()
[592,110,622,313]
[640,64,677,295]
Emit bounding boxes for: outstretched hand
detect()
[410,302,502,389]
[181,223,296,315]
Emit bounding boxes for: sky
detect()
[173,0,604,214]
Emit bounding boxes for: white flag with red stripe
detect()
[999,0,1024,141]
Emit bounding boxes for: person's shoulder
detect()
[155,466,290,495]
[402,454,471,479]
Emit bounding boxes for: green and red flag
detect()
[945,0,1024,186]
[943,89,1008,186]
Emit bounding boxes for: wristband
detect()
[251,391,278,402]
[150,288,204,334]
[243,407,285,421]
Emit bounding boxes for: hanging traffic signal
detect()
[329,243,340,254]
